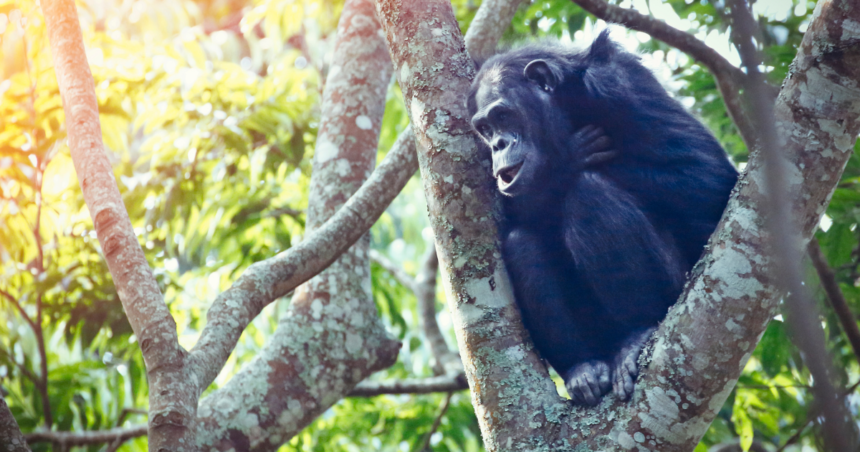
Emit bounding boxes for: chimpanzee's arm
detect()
[501,227,611,406]
[562,171,684,325]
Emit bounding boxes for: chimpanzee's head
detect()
[468,53,570,197]
[467,31,659,197]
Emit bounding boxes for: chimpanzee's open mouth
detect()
[497,161,524,185]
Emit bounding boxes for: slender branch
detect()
[32,294,51,429]
[775,420,811,452]
[372,243,459,376]
[0,290,37,333]
[114,408,147,427]
[0,348,40,390]
[189,127,418,389]
[808,239,860,364]
[0,395,31,452]
[24,426,147,446]
[414,244,460,375]
[370,250,419,293]
[737,384,810,390]
[261,207,303,220]
[348,374,469,397]
[0,288,50,427]
[416,392,453,452]
[727,0,855,449]
[571,0,759,150]
[464,0,524,60]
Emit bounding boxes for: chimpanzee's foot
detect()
[565,360,612,406]
[612,327,657,401]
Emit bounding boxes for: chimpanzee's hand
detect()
[570,125,617,168]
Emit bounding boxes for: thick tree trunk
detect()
[378,0,860,450]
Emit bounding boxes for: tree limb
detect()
[194,1,402,448]
[40,0,192,446]
[464,0,524,60]
[188,126,417,390]
[349,374,469,397]
[728,1,855,446]
[808,238,860,365]
[23,426,147,446]
[371,249,420,294]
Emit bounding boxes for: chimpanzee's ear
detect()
[524,59,559,93]
[586,29,618,64]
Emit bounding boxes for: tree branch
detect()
[40,0,179,363]
[728,0,855,448]
[189,126,417,390]
[114,408,147,427]
[24,426,147,446]
[0,348,40,389]
[194,1,403,448]
[571,0,759,150]
[464,0,524,60]
[370,250,420,293]
[808,238,860,365]
[41,0,194,446]
[0,289,37,332]
[348,374,468,397]
[416,392,452,452]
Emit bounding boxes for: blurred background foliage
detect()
[0,0,856,451]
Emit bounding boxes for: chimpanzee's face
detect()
[469,63,559,197]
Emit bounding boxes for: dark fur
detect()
[467,32,738,404]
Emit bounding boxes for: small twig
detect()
[775,419,812,452]
[32,294,51,429]
[114,408,147,427]
[261,207,303,220]
[370,250,419,294]
[0,289,37,331]
[0,347,40,386]
[372,245,460,376]
[774,379,860,451]
[0,288,50,429]
[808,239,860,364]
[416,392,453,452]
[737,384,811,390]
[24,426,147,446]
[348,374,469,397]
[414,244,460,375]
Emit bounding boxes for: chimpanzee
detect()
[467,31,738,406]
